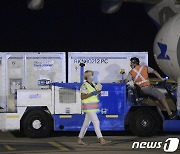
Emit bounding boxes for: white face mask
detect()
[90,76,94,81]
[130,63,135,69]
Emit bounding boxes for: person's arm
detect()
[80,84,99,100]
[123,73,132,83]
[81,93,92,100]
[81,91,99,100]
[148,66,164,81]
[152,70,164,81]
[80,84,89,100]
[124,79,129,83]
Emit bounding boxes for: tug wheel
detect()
[129,109,161,137]
[22,110,52,138]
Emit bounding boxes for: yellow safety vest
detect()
[81,81,99,113]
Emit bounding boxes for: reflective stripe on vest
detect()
[82,102,99,112]
[81,82,99,112]
[130,65,150,88]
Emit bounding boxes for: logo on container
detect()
[29,94,41,99]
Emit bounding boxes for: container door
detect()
[6,53,24,112]
[0,54,5,111]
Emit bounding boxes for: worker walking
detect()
[77,70,111,145]
[124,57,176,119]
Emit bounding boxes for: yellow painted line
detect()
[3,145,16,151]
[106,115,119,118]
[6,115,19,119]
[59,115,72,118]
[48,142,69,151]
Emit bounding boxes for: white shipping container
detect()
[25,53,66,89]
[0,52,66,112]
[68,52,148,83]
[0,56,4,112]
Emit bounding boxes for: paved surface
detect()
[0,131,180,154]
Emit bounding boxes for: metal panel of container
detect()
[68,52,148,83]
[25,52,66,89]
[7,53,24,112]
[0,52,66,112]
[0,54,4,110]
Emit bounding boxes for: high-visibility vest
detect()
[130,65,150,88]
[81,81,99,113]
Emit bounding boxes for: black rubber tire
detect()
[22,110,52,138]
[129,109,161,137]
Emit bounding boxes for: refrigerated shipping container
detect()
[68,52,148,83]
[0,52,66,112]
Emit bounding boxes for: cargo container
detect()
[68,52,148,83]
[0,52,66,112]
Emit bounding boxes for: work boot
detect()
[169,112,177,120]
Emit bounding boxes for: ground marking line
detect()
[48,141,69,151]
[3,145,16,151]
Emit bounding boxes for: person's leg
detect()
[142,86,171,114]
[87,112,111,145]
[78,114,91,145]
[154,100,166,111]
[142,86,176,119]
[86,112,102,138]
[159,98,172,115]
[159,98,176,119]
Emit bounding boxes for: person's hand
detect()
[162,77,168,81]
[90,91,99,96]
[160,77,164,81]
[97,83,102,91]
[120,80,126,83]
[120,79,128,83]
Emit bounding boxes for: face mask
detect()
[130,63,135,69]
[90,76,94,81]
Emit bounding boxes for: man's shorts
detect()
[141,85,166,100]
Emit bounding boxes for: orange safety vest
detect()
[129,65,150,88]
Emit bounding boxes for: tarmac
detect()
[0,131,179,154]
